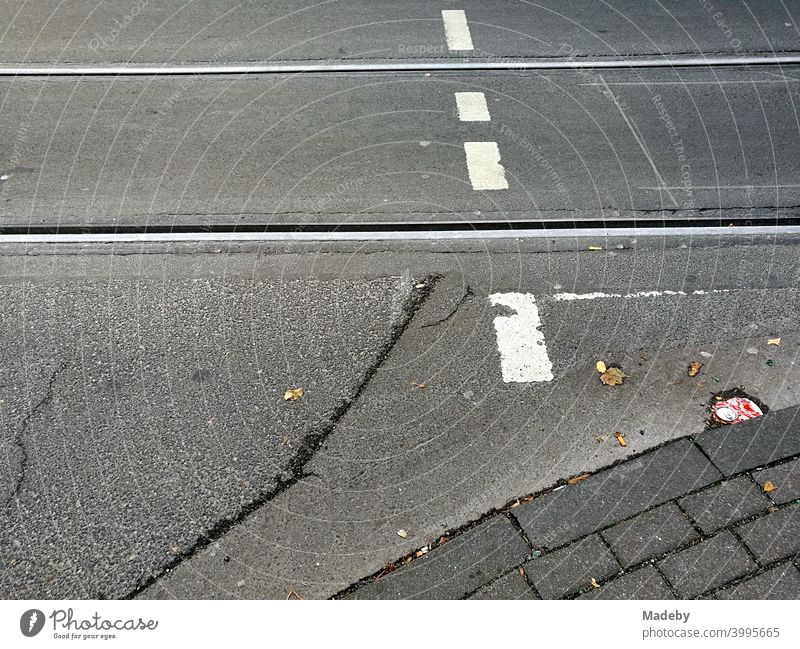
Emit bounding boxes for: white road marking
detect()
[639,184,800,190]
[489,292,554,383]
[552,289,729,301]
[441,10,474,51]
[464,142,509,190]
[455,92,491,121]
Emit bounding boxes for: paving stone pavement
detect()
[341,407,800,600]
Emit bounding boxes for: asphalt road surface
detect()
[2,66,799,227]
[1,1,800,601]
[1,0,798,65]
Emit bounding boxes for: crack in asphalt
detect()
[420,285,473,329]
[5,361,69,508]
[126,274,442,599]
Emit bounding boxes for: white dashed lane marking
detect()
[455,92,491,121]
[441,10,474,51]
[489,293,554,383]
[464,142,509,190]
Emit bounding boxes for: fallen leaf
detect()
[600,367,627,386]
[768,338,781,346]
[283,387,303,401]
[588,245,603,251]
[596,360,607,373]
[518,566,526,577]
[763,481,777,493]
[568,473,591,485]
[286,589,303,600]
[591,577,600,589]
[510,500,520,508]
[614,431,627,447]
[411,381,426,389]
[397,529,409,538]
[688,361,703,377]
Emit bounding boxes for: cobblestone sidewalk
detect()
[340,406,800,599]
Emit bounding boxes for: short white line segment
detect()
[441,10,474,51]
[489,293,554,383]
[464,142,509,190]
[455,92,491,121]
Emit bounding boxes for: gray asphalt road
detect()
[0,259,417,598]
[1,0,797,66]
[2,66,799,227]
[1,234,798,598]
[140,237,800,599]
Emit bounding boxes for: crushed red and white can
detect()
[711,397,763,425]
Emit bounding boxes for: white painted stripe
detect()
[464,142,508,190]
[552,289,729,301]
[489,293,553,383]
[455,92,491,121]
[441,10,474,51]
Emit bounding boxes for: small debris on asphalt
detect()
[397,529,409,538]
[518,566,526,577]
[763,481,777,494]
[766,359,774,366]
[711,396,763,425]
[587,245,603,251]
[284,387,304,401]
[688,361,703,377]
[567,473,591,485]
[600,366,626,386]
[591,577,600,589]
[614,431,627,447]
[700,351,713,358]
[411,381,426,389]
[768,337,781,346]
[596,435,607,443]
[596,360,607,373]
[746,347,758,355]
[286,589,303,600]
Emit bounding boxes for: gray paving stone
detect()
[348,516,530,599]
[601,503,698,567]
[696,406,800,477]
[737,504,800,564]
[523,534,620,599]
[716,563,800,599]
[467,570,538,600]
[658,531,757,598]
[514,440,721,549]
[679,477,771,534]
[578,565,675,600]
[752,458,800,505]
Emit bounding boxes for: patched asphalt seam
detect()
[420,285,473,328]
[126,274,441,600]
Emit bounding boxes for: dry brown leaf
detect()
[397,529,409,538]
[591,577,600,589]
[688,361,703,377]
[283,387,304,401]
[518,566,526,577]
[614,431,627,447]
[596,360,607,373]
[763,481,777,493]
[411,381,426,389]
[600,367,626,386]
[768,338,781,346]
[568,473,592,485]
